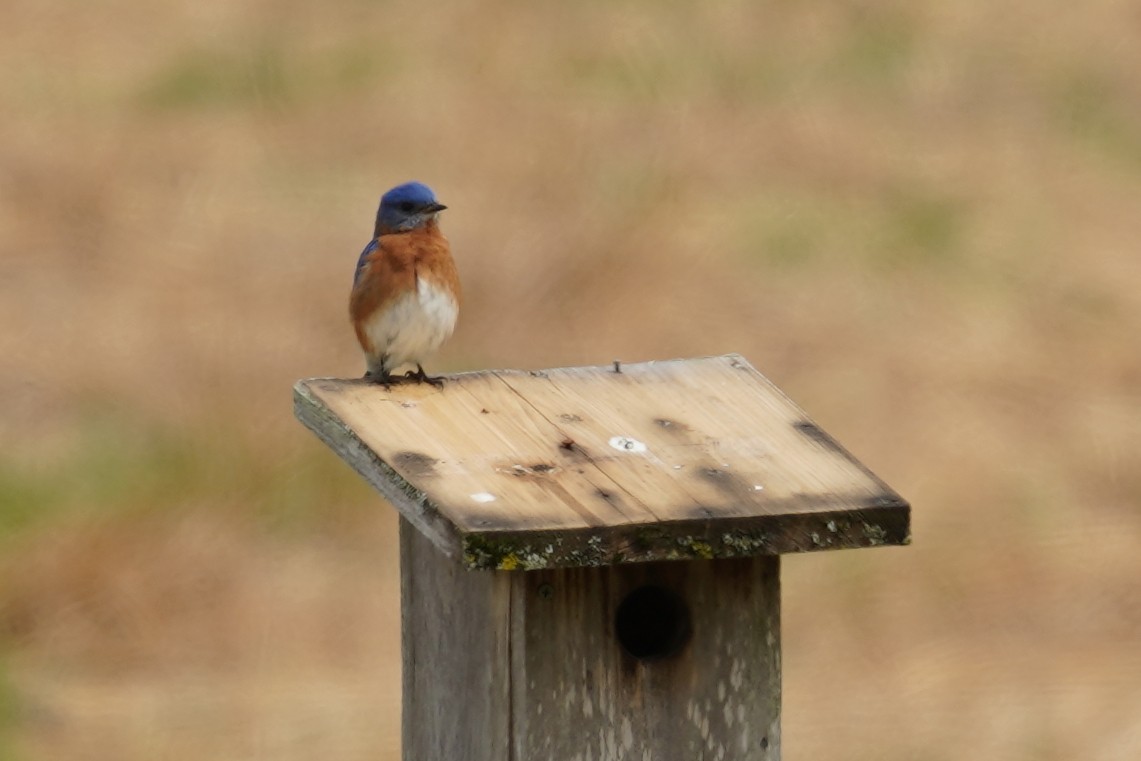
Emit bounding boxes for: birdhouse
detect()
[294,354,909,760]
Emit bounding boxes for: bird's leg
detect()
[364,360,403,389]
[363,370,398,389]
[411,364,445,388]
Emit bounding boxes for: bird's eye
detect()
[399,201,415,213]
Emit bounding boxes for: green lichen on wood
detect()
[378,458,429,506]
[861,521,889,545]
[462,534,518,569]
[562,535,608,568]
[633,525,671,553]
[674,536,715,559]
[463,535,554,570]
[720,529,773,556]
[458,514,902,569]
[462,533,603,570]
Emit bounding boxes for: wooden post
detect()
[295,354,909,761]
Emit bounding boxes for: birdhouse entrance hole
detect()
[615,585,692,661]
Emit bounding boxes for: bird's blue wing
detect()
[353,239,378,287]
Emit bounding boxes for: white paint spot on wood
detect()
[608,436,647,453]
[470,492,496,503]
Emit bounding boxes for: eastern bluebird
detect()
[349,182,461,387]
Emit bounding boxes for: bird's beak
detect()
[424,202,447,213]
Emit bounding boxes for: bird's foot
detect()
[364,370,401,389]
[411,364,445,388]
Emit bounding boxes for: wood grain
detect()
[400,517,781,761]
[400,519,511,761]
[510,549,781,761]
[295,354,910,569]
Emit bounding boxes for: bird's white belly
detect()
[364,277,458,370]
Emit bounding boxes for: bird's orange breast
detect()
[349,222,460,355]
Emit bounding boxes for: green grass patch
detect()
[138,46,293,110]
[0,410,373,540]
[137,41,390,112]
[877,188,967,266]
[738,183,969,272]
[829,5,917,91]
[555,4,920,104]
[1052,68,1141,172]
[745,197,839,269]
[0,659,18,761]
[562,49,686,101]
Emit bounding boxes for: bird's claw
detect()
[364,371,398,390]
[412,364,445,388]
[364,366,444,389]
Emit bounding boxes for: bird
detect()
[349,181,461,387]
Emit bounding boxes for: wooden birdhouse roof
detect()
[294,354,909,570]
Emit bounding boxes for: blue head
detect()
[375,181,446,235]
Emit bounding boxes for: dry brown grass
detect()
[2,0,1141,759]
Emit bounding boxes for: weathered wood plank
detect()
[294,355,910,568]
[511,552,781,761]
[400,516,781,761]
[401,519,511,761]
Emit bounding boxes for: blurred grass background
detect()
[2,0,1140,758]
